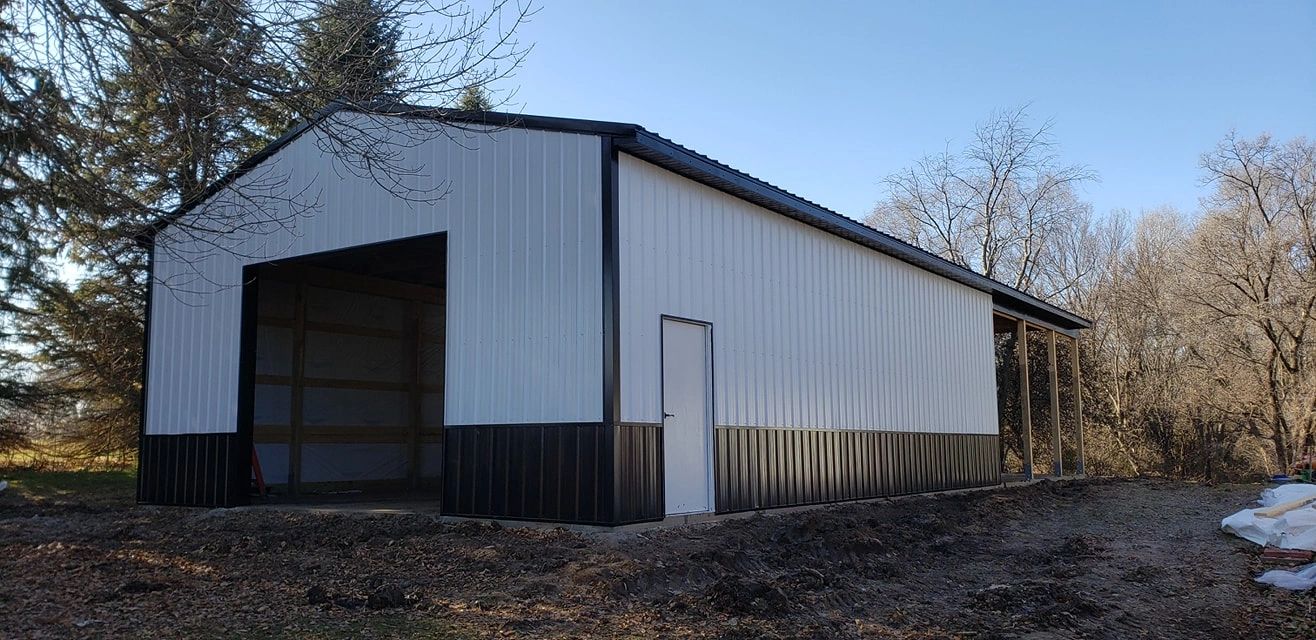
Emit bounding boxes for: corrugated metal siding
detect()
[617,423,664,523]
[713,428,999,513]
[617,154,996,435]
[146,115,603,435]
[442,423,609,523]
[138,433,244,507]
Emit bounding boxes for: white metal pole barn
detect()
[136,106,1089,525]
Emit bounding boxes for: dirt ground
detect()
[1,476,1313,639]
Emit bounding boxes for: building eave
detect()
[145,103,1091,331]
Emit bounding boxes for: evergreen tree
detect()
[0,0,68,453]
[96,0,276,209]
[6,0,279,461]
[298,0,405,104]
[457,85,493,111]
[15,270,144,461]
[3,0,528,462]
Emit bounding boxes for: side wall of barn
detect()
[139,115,607,511]
[615,153,1000,516]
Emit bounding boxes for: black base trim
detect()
[137,433,247,507]
[442,423,609,524]
[714,427,999,513]
[617,424,663,523]
[137,425,1001,523]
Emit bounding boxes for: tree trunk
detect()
[1269,352,1295,471]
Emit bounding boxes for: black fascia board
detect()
[370,103,640,137]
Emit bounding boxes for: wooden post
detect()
[1071,335,1086,475]
[289,281,307,495]
[406,300,423,490]
[1017,319,1033,480]
[1048,330,1063,477]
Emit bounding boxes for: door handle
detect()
[663,412,676,419]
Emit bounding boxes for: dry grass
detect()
[1,441,134,473]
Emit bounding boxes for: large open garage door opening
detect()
[248,233,446,502]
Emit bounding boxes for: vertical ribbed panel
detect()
[147,247,243,435]
[617,424,664,523]
[442,423,609,524]
[617,154,997,435]
[137,433,244,507]
[713,427,999,513]
[145,115,603,435]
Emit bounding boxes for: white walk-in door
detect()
[661,318,713,515]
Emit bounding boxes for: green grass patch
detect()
[0,468,136,508]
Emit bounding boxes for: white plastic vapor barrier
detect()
[1220,484,1316,551]
[1256,564,1316,591]
[1260,484,1316,507]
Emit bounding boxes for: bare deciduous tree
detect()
[1185,133,1316,471]
[869,106,1098,297]
[874,107,1316,478]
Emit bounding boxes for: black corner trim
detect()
[136,243,155,503]
[601,136,622,524]
[232,265,259,504]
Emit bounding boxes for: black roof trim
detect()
[993,304,1080,339]
[135,103,346,248]
[137,102,642,248]
[374,103,641,137]
[616,131,1089,331]
[146,103,1090,330]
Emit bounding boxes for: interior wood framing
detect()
[256,256,445,498]
[253,425,444,444]
[260,263,441,303]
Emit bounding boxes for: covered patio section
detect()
[992,306,1087,480]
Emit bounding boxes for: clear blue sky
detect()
[502,0,1315,221]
